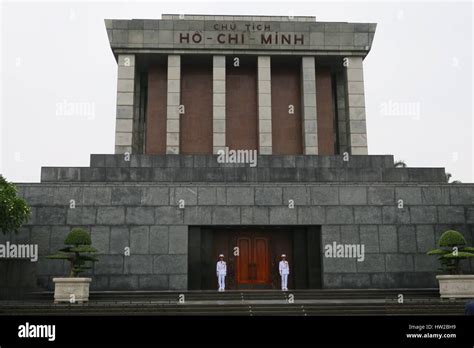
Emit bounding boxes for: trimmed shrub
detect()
[47,228,98,277]
[428,230,474,275]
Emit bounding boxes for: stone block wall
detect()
[3,157,473,292]
[40,154,448,184]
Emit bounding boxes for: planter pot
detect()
[436,275,474,299]
[53,277,92,303]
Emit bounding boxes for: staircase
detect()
[0,289,469,316]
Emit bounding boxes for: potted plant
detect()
[47,228,98,303]
[427,229,474,299]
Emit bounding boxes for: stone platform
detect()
[40,154,447,183]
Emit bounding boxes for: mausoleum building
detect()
[3,15,473,293]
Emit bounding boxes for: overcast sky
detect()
[0,1,472,183]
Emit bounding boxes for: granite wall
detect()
[1,155,472,293]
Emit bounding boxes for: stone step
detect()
[24,289,441,302]
[0,301,464,316]
[41,166,447,183]
[26,288,440,296]
[3,289,463,316]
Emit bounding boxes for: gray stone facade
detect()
[3,154,473,291]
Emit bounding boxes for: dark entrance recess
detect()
[188,226,322,290]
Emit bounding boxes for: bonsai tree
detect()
[0,175,30,235]
[427,230,474,275]
[47,228,99,277]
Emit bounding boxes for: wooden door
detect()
[237,237,251,283]
[254,237,269,283]
[237,236,270,285]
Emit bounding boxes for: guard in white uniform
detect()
[279,254,290,291]
[216,254,227,291]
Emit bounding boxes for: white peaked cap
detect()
[219,254,224,257]
[281,254,286,258]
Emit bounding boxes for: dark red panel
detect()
[145,64,167,154]
[316,68,336,155]
[180,57,213,154]
[226,58,258,151]
[271,58,303,155]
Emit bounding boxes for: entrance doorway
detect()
[188,226,322,290]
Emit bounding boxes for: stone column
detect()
[213,56,226,154]
[336,72,348,154]
[115,54,136,154]
[344,56,368,155]
[166,55,181,154]
[257,56,272,155]
[301,57,318,155]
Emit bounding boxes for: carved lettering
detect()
[179,33,189,43]
[294,34,304,45]
[192,32,202,43]
[217,33,226,44]
[177,27,305,46]
[261,33,272,44]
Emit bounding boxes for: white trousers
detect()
[281,274,288,290]
[218,274,226,290]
